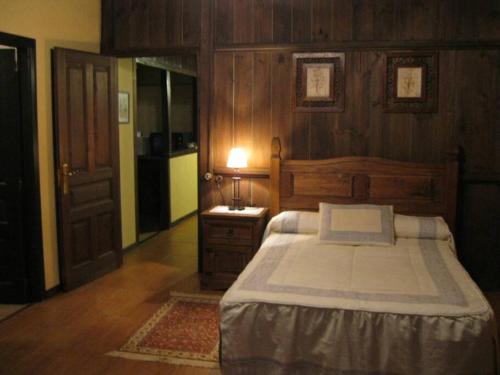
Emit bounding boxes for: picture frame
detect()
[383,52,438,113]
[118,91,130,123]
[292,52,345,112]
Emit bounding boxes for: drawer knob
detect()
[226,228,234,237]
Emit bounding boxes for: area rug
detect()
[107,292,220,368]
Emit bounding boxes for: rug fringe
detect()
[169,291,222,301]
[106,351,219,369]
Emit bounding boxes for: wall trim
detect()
[215,40,500,53]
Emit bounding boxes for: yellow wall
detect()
[170,153,198,222]
[118,59,137,248]
[0,0,101,290]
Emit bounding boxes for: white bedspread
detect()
[220,233,498,375]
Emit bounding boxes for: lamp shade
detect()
[226,148,248,169]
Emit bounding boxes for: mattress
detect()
[220,228,498,374]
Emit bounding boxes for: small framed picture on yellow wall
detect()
[118,91,130,124]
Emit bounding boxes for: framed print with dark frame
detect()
[292,52,345,112]
[384,52,438,112]
[118,91,130,124]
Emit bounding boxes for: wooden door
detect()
[52,48,122,290]
[0,48,29,303]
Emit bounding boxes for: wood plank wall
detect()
[100,0,500,290]
[209,0,500,290]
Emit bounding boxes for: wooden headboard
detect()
[270,137,459,233]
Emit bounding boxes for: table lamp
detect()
[227,147,247,210]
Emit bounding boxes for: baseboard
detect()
[122,241,140,255]
[170,209,198,227]
[44,284,61,299]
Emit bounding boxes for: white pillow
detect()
[268,211,318,234]
[318,203,395,246]
[394,214,451,240]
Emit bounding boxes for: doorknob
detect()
[61,163,80,195]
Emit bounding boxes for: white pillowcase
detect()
[318,203,395,246]
[394,214,451,240]
[268,211,319,234]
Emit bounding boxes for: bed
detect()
[219,138,498,375]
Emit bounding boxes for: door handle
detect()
[61,163,80,195]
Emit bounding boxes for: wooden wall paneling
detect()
[252,52,272,170]
[273,0,293,43]
[477,0,500,40]
[292,0,312,44]
[349,52,371,156]
[129,0,151,49]
[393,1,414,41]
[149,0,168,48]
[411,0,439,40]
[352,0,373,41]
[309,113,331,159]
[233,0,254,44]
[198,0,213,211]
[214,0,234,45]
[311,0,332,42]
[233,53,253,157]
[291,113,310,160]
[182,0,202,47]
[253,0,273,44]
[373,0,395,41]
[366,51,384,157]
[331,0,353,41]
[212,52,234,171]
[101,0,114,53]
[460,183,500,290]
[165,0,182,46]
[113,0,132,51]
[271,52,292,159]
[250,177,270,207]
[455,51,499,173]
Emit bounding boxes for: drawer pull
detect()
[226,228,234,237]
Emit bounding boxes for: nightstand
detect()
[201,206,269,290]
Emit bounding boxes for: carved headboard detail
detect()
[270,137,459,233]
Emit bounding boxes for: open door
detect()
[52,48,122,290]
[0,48,28,303]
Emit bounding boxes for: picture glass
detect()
[118,92,129,123]
[305,64,331,99]
[396,67,423,98]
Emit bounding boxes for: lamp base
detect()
[229,197,245,211]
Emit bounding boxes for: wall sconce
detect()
[226,147,247,210]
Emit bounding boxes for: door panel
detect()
[0,49,28,303]
[52,48,122,291]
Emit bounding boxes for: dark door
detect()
[52,48,122,290]
[0,48,28,303]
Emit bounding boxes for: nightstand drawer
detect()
[205,221,253,243]
[204,244,251,275]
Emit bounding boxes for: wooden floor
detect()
[0,215,221,375]
[0,215,498,375]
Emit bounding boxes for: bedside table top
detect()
[201,206,268,219]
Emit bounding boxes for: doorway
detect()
[133,56,199,243]
[0,32,43,304]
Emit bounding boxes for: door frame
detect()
[0,31,44,301]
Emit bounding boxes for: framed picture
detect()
[292,52,345,112]
[384,52,438,112]
[118,91,130,123]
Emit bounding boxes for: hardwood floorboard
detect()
[0,216,221,375]
[0,214,498,374]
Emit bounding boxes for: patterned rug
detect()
[108,292,220,368]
